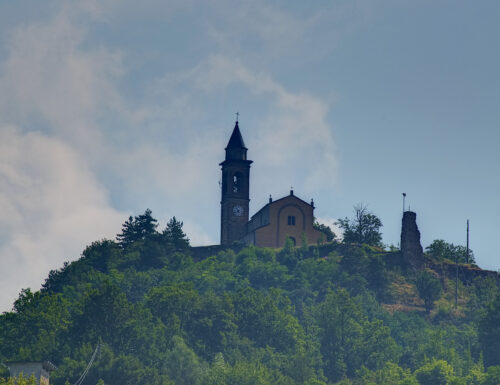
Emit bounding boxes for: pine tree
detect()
[116,209,158,248]
[163,216,190,251]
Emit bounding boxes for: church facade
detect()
[220,120,323,247]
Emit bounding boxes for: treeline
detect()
[1,210,499,385]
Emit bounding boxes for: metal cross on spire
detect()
[236,112,239,122]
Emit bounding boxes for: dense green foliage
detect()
[479,293,500,368]
[415,270,443,314]
[313,222,336,243]
[426,239,476,265]
[1,211,499,385]
[336,204,383,247]
[0,374,37,385]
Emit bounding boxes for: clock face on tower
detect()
[232,205,243,216]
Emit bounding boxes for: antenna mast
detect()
[455,254,459,309]
[466,219,470,264]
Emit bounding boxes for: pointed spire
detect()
[224,119,250,161]
[226,121,246,150]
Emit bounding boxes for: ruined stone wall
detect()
[400,211,424,269]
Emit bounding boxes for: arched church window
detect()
[233,172,242,193]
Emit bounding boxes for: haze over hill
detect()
[1,0,500,314]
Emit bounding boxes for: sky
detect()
[0,0,499,312]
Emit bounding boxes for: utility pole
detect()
[455,253,459,309]
[466,219,470,264]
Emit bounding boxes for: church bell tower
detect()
[220,119,252,244]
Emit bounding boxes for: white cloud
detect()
[166,55,338,195]
[181,220,215,246]
[0,127,125,312]
[0,2,124,159]
[0,0,339,205]
[199,0,379,68]
[205,2,310,59]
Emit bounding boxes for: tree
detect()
[468,276,500,322]
[358,362,416,385]
[367,255,391,301]
[313,221,335,242]
[81,240,121,274]
[277,236,298,269]
[336,204,383,247]
[145,285,201,331]
[316,288,399,382]
[205,353,228,385]
[163,336,204,385]
[300,232,309,256]
[225,362,274,385]
[73,282,133,351]
[232,287,304,354]
[426,239,476,264]
[416,270,442,314]
[116,209,158,248]
[414,359,453,385]
[163,217,190,251]
[479,294,500,367]
[484,366,500,385]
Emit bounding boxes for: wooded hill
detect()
[1,210,500,385]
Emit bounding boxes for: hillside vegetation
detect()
[1,210,500,385]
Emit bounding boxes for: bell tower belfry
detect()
[220,119,252,244]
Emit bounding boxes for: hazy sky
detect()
[1,0,499,311]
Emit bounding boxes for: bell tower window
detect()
[233,172,242,193]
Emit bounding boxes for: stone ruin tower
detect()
[400,211,424,269]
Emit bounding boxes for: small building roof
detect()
[6,361,57,372]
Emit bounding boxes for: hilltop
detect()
[1,211,500,385]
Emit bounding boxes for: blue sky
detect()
[0,0,499,311]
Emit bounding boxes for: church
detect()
[220,120,324,247]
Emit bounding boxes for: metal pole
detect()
[402,193,406,213]
[455,254,458,308]
[466,219,470,264]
